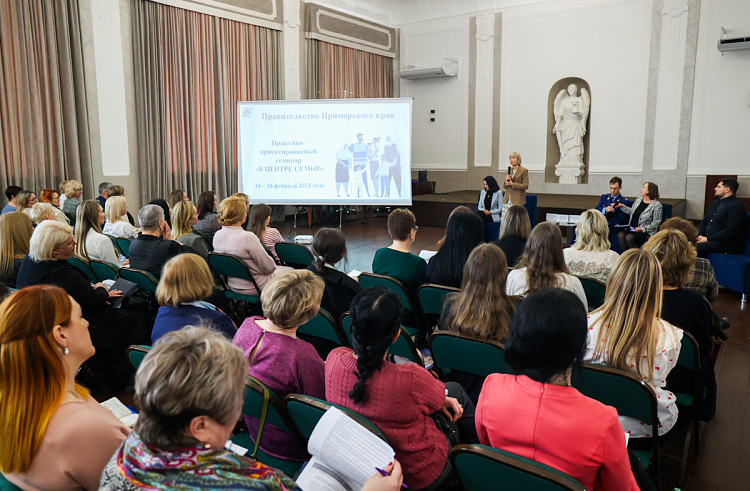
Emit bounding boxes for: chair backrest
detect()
[119,267,158,293]
[106,235,124,256]
[428,331,513,377]
[64,212,76,227]
[418,284,460,316]
[207,252,262,294]
[339,311,354,345]
[576,276,606,311]
[0,472,23,491]
[676,330,701,400]
[284,394,388,443]
[391,328,424,366]
[242,376,303,443]
[192,230,214,252]
[297,308,351,347]
[115,237,132,258]
[450,444,585,491]
[126,344,151,369]
[358,272,422,320]
[275,242,314,269]
[88,258,120,282]
[67,256,97,282]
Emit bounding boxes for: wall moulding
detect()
[151,0,283,30]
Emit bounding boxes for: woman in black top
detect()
[426,211,484,288]
[492,205,531,267]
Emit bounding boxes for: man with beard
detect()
[696,178,747,258]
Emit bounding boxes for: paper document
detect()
[348,269,362,279]
[100,397,138,428]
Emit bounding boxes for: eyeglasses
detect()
[413,225,419,233]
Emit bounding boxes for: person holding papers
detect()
[326,287,479,491]
[595,177,632,232]
[616,182,663,251]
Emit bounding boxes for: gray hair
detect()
[134,325,248,449]
[29,220,73,261]
[98,182,113,195]
[138,204,164,231]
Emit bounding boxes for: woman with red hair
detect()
[0,286,128,490]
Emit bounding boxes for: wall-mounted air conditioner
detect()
[718,35,750,52]
[399,59,458,80]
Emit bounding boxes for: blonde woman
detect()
[233,269,326,462]
[62,180,83,216]
[74,200,122,266]
[29,203,58,225]
[152,254,235,343]
[231,192,251,229]
[103,196,139,239]
[249,203,283,262]
[492,204,531,267]
[213,198,292,296]
[0,212,34,288]
[171,201,208,259]
[585,249,683,438]
[564,209,620,283]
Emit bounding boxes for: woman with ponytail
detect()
[306,228,362,320]
[0,286,128,490]
[326,287,478,491]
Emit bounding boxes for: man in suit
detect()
[595,177,633,232]
[697,178,747,257]
[501,152,529,216]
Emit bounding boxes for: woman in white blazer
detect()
[477,176,502,223]
[74,200,124,266]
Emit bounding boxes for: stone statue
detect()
[553,84,590,184]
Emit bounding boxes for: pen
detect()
[375,467,409,489]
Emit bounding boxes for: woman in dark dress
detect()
[492,205,531,267]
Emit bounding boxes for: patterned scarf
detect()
[117,432,297,490]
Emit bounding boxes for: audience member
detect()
[0,212,34,288]
[149,198,171,228]
[128,205,194,278]
[491,204,530,267]
[152,254,235,343]
[29,202,58,225]
[233,270,325,462]
[476,176,502,223]
[249,203,284,263]
[477,288,645,491]
[439,243,518,402]
[564,209,620,283]
[616,182,662,251]
[16,190,37,218]
[595,176,632,232]
[58,181,69,209]
[103,196,139,239]
[168,189,189,209]
[96,182,112,210]
[426,211,484,288]
[2,185,22,215]
[643,229,717,420]
[98,326,299,491]
[0,286,128,491]
[106,185,135,225]
[506,222,587,309]
[39,188,69,223]
[16,221,151,389]
[326,287,478,491]
[193,190,221,235]
[171,201,209,259]
[660,217,719,302]
[62,180,84,216]
[501,152,529,217]
[231,192,251,229]
[213,198,292,296]
[585,249,682,438]
[420,206,472,263]
[74,200,123,266]
[696,178,747,257]
[307,228,362,320]
[372,208,426,299]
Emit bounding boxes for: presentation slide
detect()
[237,98,412,206]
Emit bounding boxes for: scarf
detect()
[117,432,296,490]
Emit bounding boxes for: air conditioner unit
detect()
[718,35,750,52]
[399,67,457,80]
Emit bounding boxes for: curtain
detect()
[307,39,393,100]
[131,0,280,204]
[0,0,93,200]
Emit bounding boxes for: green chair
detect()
[230,376,306,477]
[192,230,214,252]
[418,284,460,317]
[0,473,23,491]
[358,272,424,336]
[297,308,351,357]
[340,313,423,367]
[119,268,158,293]
[576,276,606,312]
[126,345,151,369]
[428,331,513,378]
[284,394,388,443]
[572,363,661,487]
[64,212,76,227]
[450,444,585,491]
[67,256,97,282]
[275,241,314,269]
[115,237,132,258]
[105,234,125,256]
[207,253,262,318]
[88,258,120,282]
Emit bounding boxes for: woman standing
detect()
[193,191,221,235]
[74,200,123,266]
[477,176,502,223]
[501,152,529,217]
[249,203,284,263]
[616,182,662,251]
[564,209,620,283]
[62,180,84,216]
[171,201,209,259]
[40,189,69,223]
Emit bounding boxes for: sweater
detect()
[371,247,427,299]
[152,305,236,344]
[325,347,447,490]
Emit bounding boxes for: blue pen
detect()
[375,467,409,489]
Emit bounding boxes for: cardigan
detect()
[176,233,209,259]
[477,189,502,222]
[476,374,638,491]
[620,197,663,236]
[325,347,447,490]
[193,212,221,235]
[306,264,363,320]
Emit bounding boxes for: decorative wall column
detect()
[283,0,301,100]
[473,14,495,167]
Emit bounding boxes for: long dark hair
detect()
[311,228,347,273]
[426,211,484,288]
[196,191,216,219]
[348,287,402,404]
[484,176,500,193]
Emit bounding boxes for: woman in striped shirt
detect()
[248,203,283,263]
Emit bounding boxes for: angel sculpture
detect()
[553,84,590,183]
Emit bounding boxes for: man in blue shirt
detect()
[595,177,632,232]
[1,186,22,215]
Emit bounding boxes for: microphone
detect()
[507,166,512,177]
